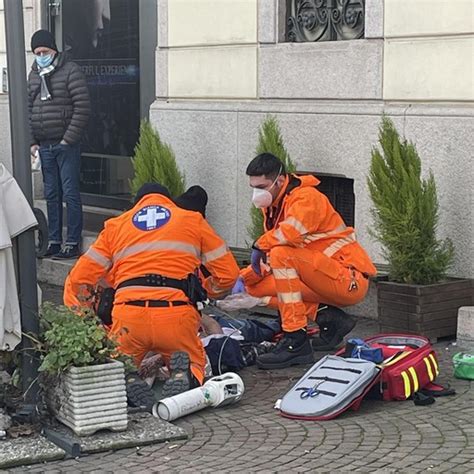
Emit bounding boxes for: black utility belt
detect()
[95,273,208,326]
[116,274,187,292]
[122,300,189,308]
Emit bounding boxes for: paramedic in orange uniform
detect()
[65,183,240,393]
[237,154,377,369]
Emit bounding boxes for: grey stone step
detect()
[37,258,75,287]
[34,199,121,233]
[36,233,98,287]
[457,306,474,350]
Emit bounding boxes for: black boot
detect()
[312,306,356,351]
[256,329,313,370]
[162,351,199,398]
[126,372,155,413]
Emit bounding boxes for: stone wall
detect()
[152,0,474,287]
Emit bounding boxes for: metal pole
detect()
[4,0,40,404]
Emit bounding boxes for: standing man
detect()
[28,30,90,259]
[238,153,377,369]
[65,183,240,395]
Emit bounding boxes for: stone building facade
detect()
[0,0,473,279]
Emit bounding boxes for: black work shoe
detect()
[126,373,155,412]
[42,243,61,258]
[256,329,313,370]
[312,306,357,351]
[52,244,80,260]
[162,351,193,398]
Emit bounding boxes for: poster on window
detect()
[62,0,140,157]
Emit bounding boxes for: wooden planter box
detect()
[47,360,128,436]
[377,279,474,342]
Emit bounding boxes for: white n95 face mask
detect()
[252,188,273,209]
[251,167,282,209]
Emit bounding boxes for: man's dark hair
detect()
[246,153,286,180]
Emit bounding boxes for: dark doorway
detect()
[47,0,156,209]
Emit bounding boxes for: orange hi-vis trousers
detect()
[246,246,369,333]
[110,303,206,384]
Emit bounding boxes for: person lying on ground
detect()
[139,314,281,383]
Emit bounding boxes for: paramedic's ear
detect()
[276,174,286,188]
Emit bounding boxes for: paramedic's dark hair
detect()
[246,153,286,181]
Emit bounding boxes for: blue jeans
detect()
[39,143,82,245]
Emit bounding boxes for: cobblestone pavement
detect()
[13,287,474,473]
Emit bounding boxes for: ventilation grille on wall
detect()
[299,171,355,227]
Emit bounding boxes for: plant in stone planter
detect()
[38,304,129,436]
[368,117,473,340]
[248,115,296,240]
[130,120,186,199]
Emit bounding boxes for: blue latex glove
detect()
[251,248,267,276]
[231,277,245,294]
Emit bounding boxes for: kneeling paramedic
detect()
[237,153,377,369]
[64,183,240,395]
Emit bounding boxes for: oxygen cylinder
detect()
[153,372,244,422]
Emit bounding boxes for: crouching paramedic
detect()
[238,153,377,370]
[65,183,240,395]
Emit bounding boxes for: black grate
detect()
[298,171,355,227]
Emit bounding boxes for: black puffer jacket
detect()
[27,53,90,146]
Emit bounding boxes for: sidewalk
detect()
[10,288,474,473]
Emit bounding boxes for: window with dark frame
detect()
[286,0,365,43]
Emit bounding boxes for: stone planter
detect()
[377,279,474,342]
[47,360,128,436]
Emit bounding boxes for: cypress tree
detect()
[130,120,186,198]
[248,116,296,240]
[368,117,454,284]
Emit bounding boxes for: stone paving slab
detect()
[0,436,65,469]
[44,412,188,454]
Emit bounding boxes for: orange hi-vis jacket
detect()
[243,174,376,285]
[67,194,240,305]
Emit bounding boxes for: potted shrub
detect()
[37,304,129,436]
[368,117,473,341]
[130,120,186,199]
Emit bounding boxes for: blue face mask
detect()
[36,53,55,68]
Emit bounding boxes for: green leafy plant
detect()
[367,116,454,285]
[248,116,297,241]
[130,120,186,198]
[36,303,124,375]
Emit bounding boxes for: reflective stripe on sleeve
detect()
[274,228,286,244]
[201,243,229,264]
[303,224,348,243]
[273,268,299,280]
[323,232,356,257]
[84,248,112,269]
[112,241,200,263]
[282,216,308,235]
[278,291,303,303]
